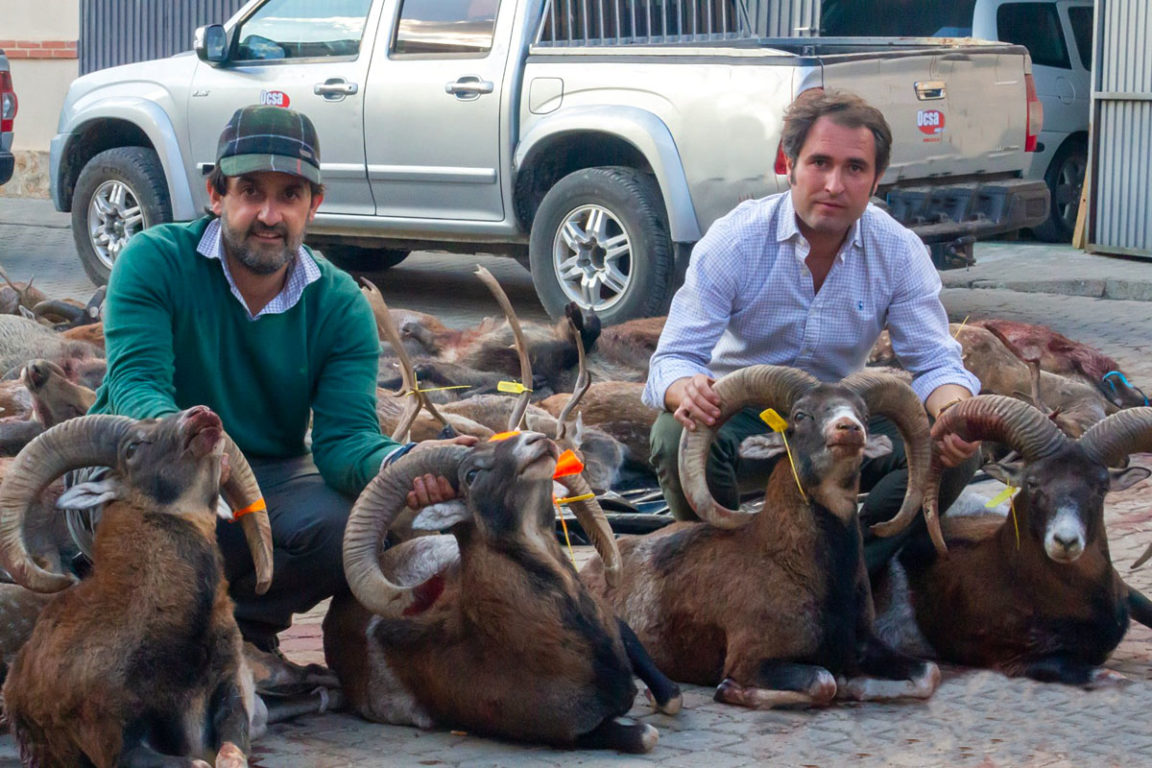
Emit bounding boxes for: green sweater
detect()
[91,217,398,496]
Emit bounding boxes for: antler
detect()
[473,266,533,432]
[359,278,454,441]
[555,308,592,442]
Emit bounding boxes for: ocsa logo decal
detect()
[259,90,291,108]
[917,109,945,135]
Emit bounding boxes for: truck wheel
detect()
[71,147,172,285]
[530,167,672,325]
[315,243,410,273]
[1032,139,1087,243]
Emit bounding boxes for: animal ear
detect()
[1109,466,1152,493]
[863,434,893,458]
[981,460,1024,488]
[215,496,234,521]
[738,433,787,460]
[56,477,124,509]
[411,500,470,531]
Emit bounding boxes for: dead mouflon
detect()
[0,407,274,767]
[582,366,941,709]
[324,431,670,753]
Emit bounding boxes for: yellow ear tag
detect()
[497,380,531,395]
[986,485,1021,550]
[759,408,789,432]
[985,485,1018,508]
[488,430,521,442]
[758,408,806,501]
[553,449,585,479]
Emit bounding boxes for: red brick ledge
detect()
[0,40,78,59]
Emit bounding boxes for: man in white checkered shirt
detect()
[643,90,982,572]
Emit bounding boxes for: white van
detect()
[822,0,1093,242]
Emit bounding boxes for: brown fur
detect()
[323,433,643,748]
[60,321,105,351]
[870,325,1112,437]
[538,381,655,461]
[588,316,668,382]
[4,506,246,766]
[974,319,1134,396]
[583,462,837,685]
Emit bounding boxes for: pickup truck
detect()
[0,50,16,186]
[822,0,1094,242]
[50,0,1049,324]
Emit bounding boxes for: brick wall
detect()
[0,40,78,60]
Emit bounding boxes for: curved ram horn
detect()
[556,471,620,587]
[220,436,274,595]
[359,278,454,440]
[1077,407,1152,568]
[473,266,533,432]
[842,372,937,551]
[912,394,1067,553]
[343,445,470,617]
[31,299,86,324]
[0,415,136,592]
[679,365,819,529]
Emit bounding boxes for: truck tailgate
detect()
[817,41,1030,185]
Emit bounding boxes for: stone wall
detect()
[0,150,51,199]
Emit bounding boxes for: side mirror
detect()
[195,24,229,65]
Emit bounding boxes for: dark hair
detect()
[205,165,325,201]
[780,89,893,180]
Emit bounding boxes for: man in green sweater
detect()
[90,105,471,652]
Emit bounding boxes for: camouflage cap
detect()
[215,105,322,184]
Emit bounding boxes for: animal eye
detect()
[793,411,809,422]
[125,442,140,460]
[464,468,479,484]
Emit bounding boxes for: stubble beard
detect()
[220,218,301,275]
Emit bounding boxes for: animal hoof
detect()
[643,686,683,715]
[1087,668,1130,689]
[215,742,248,768]
[639,723,659,753]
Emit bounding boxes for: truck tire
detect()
[314,243,410,273]
[71,147,172,285]
[1032,138,1087,243]
[530,167,673,325]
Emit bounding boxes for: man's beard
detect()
[221,219,301,275]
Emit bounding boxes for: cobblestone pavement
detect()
[3,202,1152,766]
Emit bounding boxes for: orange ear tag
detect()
[553,449,584,479]
[488,430,521,442]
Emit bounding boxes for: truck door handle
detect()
[314,78,359,100]
[445,77,494,98]
[914,80,946,101]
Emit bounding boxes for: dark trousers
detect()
[649,409,979,576]
[215,453,355,651]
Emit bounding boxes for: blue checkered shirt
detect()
[196,218,321,320]
[643,192,980,410]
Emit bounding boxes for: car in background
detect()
[1,50,17,186]
[822,0,1094,242]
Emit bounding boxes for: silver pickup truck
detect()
[50,0,1048,324]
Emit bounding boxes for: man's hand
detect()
[406,435,479,508]
[666,373,722,431]
[933,428,980,468]
[925,386,980,468]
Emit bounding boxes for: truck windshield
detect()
[820,0,978,37]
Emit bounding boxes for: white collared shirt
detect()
[196,218,321,320]
[643,191,980,409]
